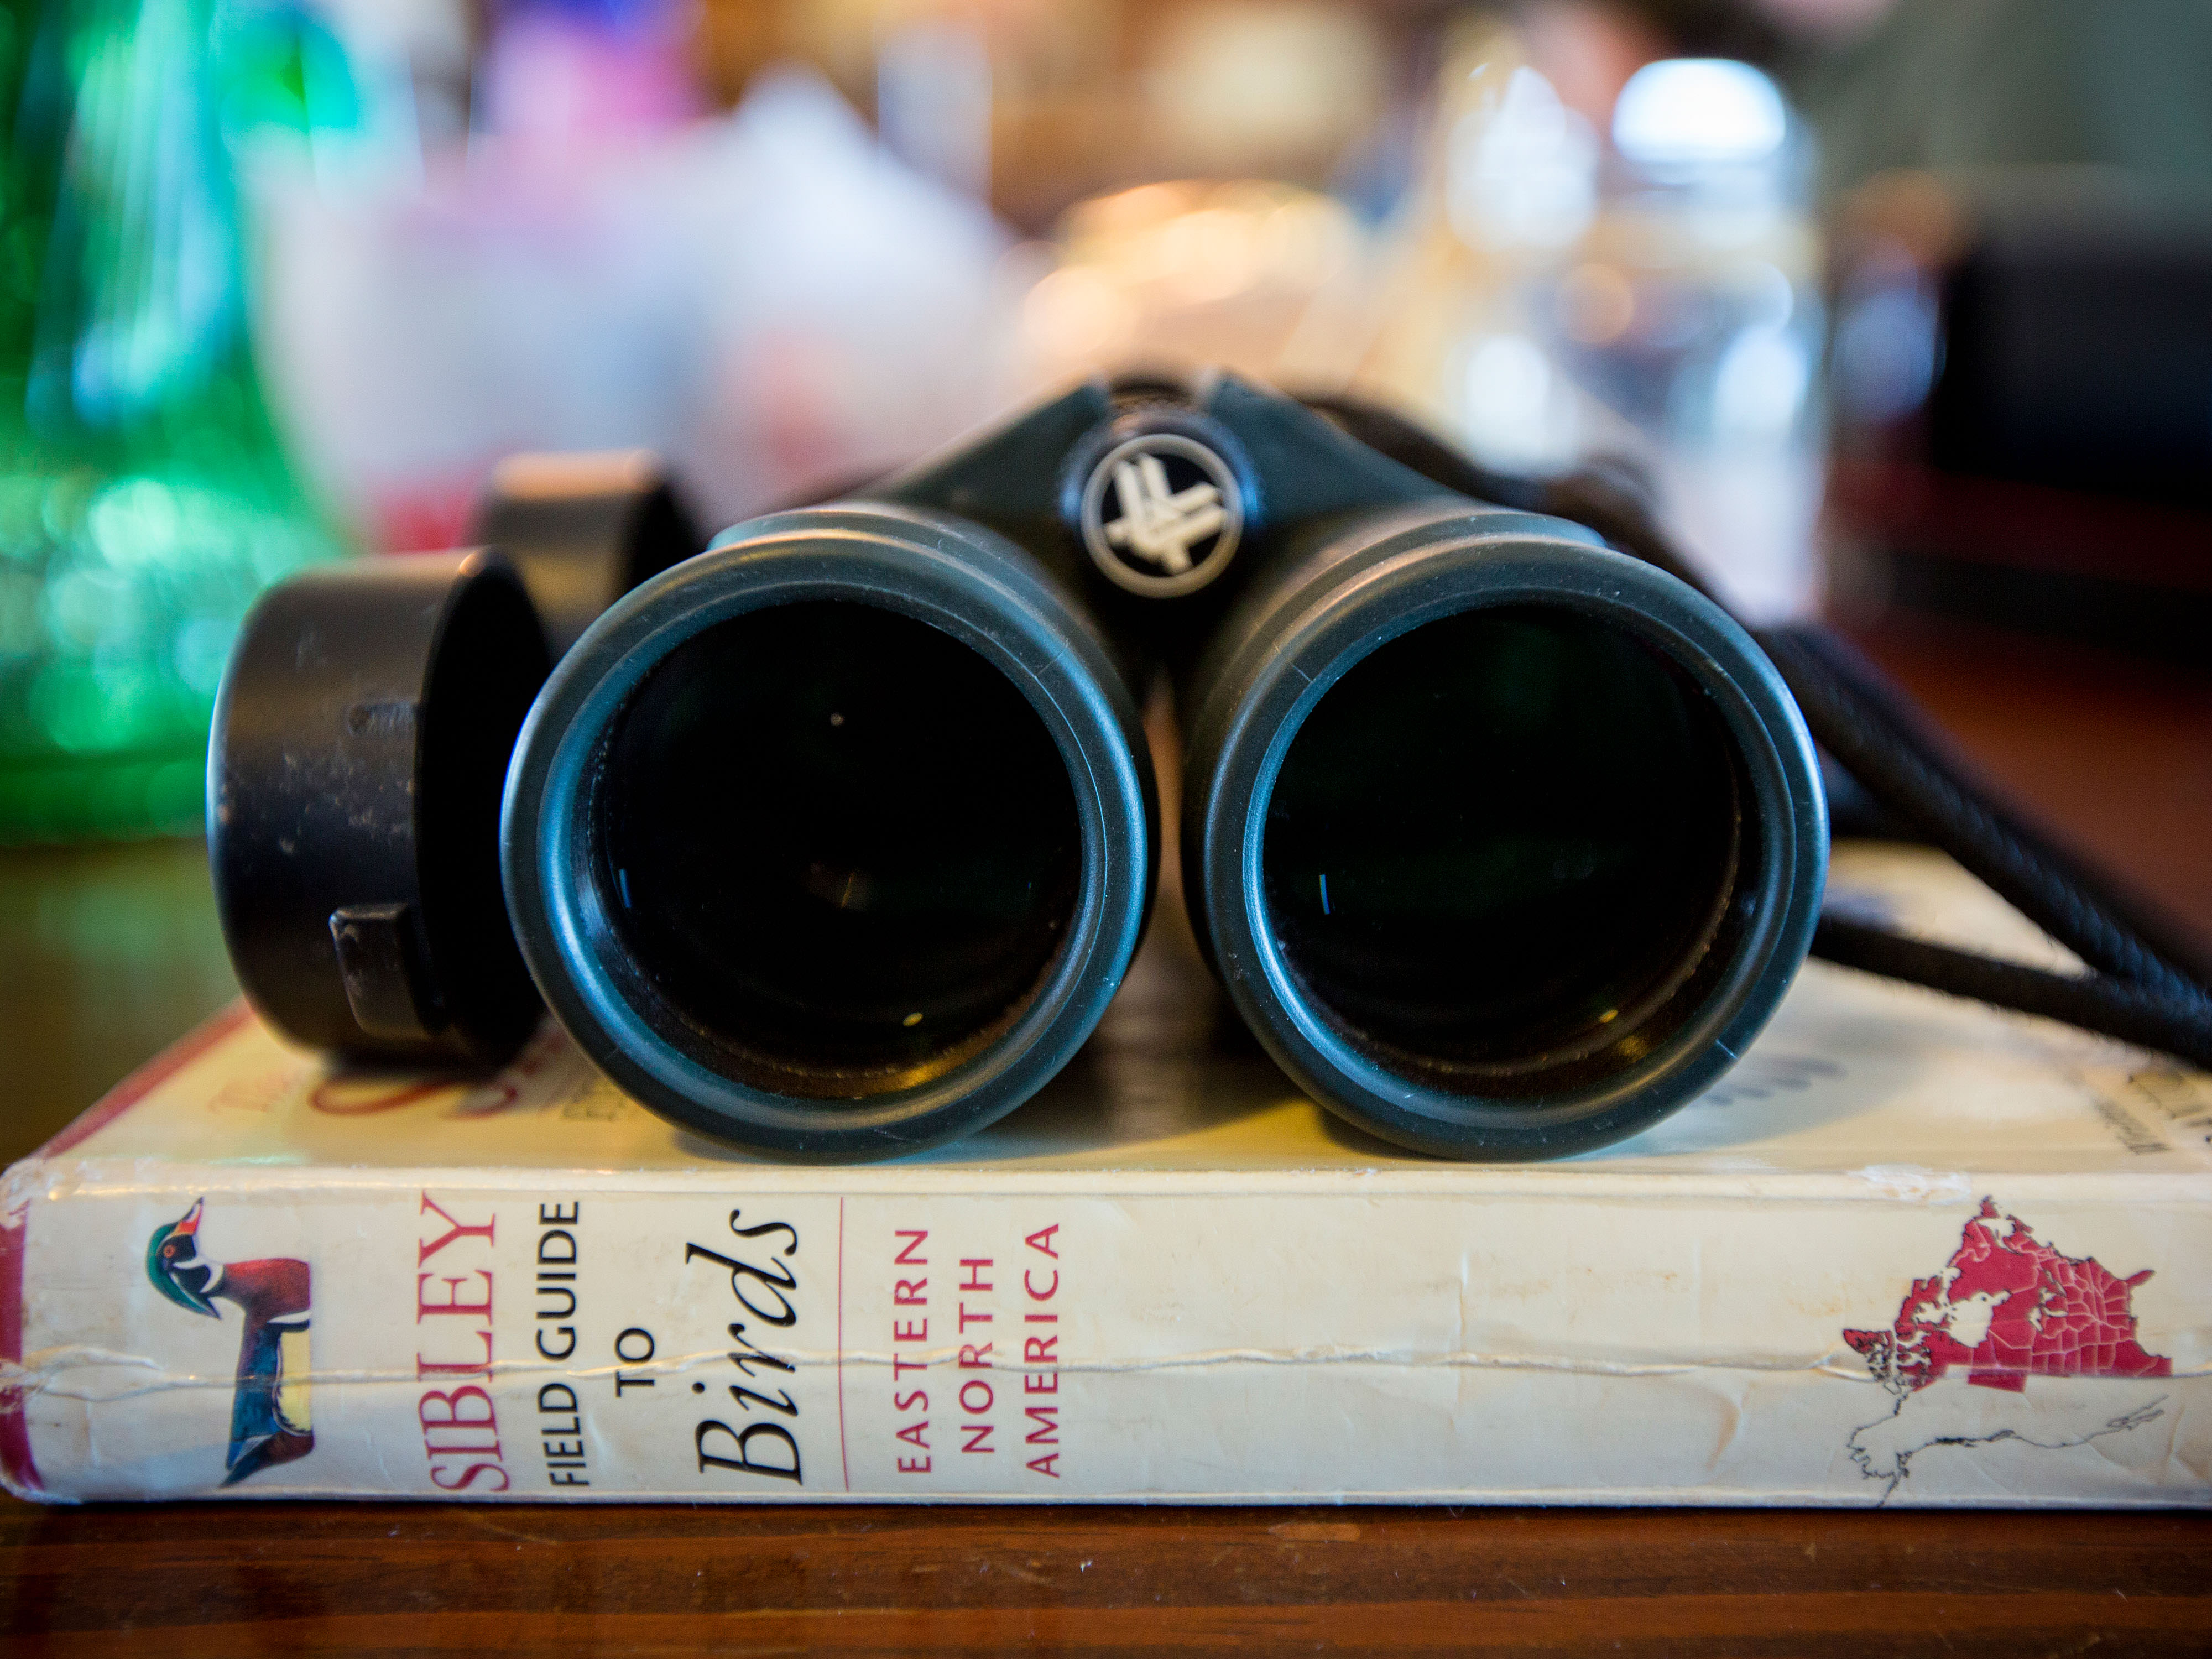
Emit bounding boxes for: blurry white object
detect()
[1449,67,1598,251]
[1585,59,1825,623]
[1611,58,1788,167]
[255,70,1021,546]
[877,20,992,199]
[1357,39,1825,623]
[1456,332,1582,472]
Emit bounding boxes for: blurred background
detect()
[0,0,2207,1146]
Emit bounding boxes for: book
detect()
[3,845,2206,1507]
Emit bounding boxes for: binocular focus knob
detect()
[1067,409,1253,601]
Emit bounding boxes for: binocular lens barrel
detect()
[502,503,1156,1161]
[1184,503,1826,1160]
[592,601,1084,1094]
[1262,604,1748,1082]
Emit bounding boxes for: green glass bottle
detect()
[0,0,343,842]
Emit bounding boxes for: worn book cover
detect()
[3,847,2206,1506]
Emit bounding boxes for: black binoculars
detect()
[212,375,1828,1161]
[215,373,2212,1163]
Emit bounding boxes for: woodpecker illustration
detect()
[144,1199,314,1486]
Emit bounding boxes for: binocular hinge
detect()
[328,903,446,1044]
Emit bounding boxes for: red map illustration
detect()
[1845,1199,2171,1395]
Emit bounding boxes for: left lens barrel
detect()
[502,502,1157,1161]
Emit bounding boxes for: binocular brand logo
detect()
[1079,433,1244,597]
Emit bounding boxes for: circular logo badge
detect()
[1078,432,1244,598]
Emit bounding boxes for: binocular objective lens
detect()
[1261,605,1750,1093]
[592,601,1084,1098]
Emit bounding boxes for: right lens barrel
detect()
[1180,499,1827,1159]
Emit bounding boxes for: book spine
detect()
[2,1159,2206,1506]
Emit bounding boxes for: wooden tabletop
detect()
[4,1500,2209,1654]
[3,614,2209,1655]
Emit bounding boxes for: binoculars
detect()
[213,374,1841,1162]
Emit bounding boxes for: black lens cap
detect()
[470,451,707,659]
[209,551,552,1066]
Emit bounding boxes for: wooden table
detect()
[3,615,2209,1655]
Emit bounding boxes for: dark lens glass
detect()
[1262,605,1746,1091]
[594,602,1082,1096]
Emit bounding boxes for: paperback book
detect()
[3,847,2206,1506]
